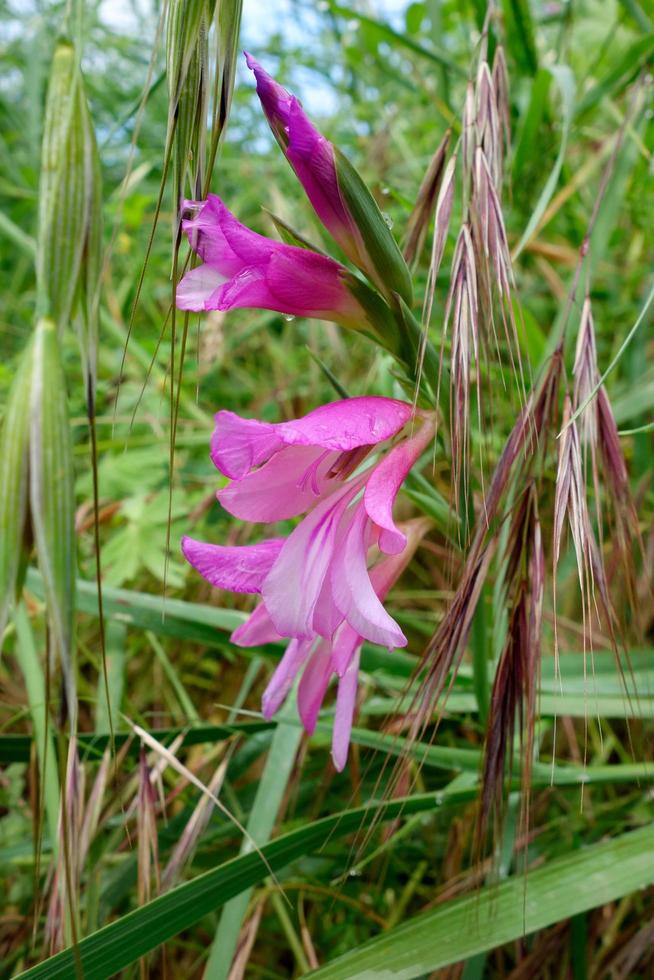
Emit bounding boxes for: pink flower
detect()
[230,519,430,771]
[176,195,365,327]
[245,54,412,304]
[182,397,434,769]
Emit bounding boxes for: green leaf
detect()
[14,793,450,979]
[576,34,654,117]
[13,602,60,853]
[205,697,303,978]
[513,65,575,258]
[501,0,538,75]
[0,340,33,646]
[308,823,654,978]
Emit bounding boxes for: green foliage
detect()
[0,0,653,977]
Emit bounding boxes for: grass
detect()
[0,0,653,977]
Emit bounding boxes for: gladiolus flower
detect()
[245,53,412,305]
[182,397,434,769]
[176,195,367,327]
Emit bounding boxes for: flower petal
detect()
[331,648,360,771]
[231,601,283,647]
[262,638,314,719]
[181,536,284,594]
[218,445,337,522]
[210,411,284,479]
[330,503,406,648]
[297,642,333,734]
[364,419,433,554]
[176,265,228,311]
[261,481,359,639]
[182,195,272,273]
[275,396,412,452]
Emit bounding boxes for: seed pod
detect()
[0,340,34,649]
[37,39,103,408]
[29,318,77,721]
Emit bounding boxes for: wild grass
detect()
[1,0,653,978]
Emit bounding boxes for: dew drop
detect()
[283,314,296,322]
[381,211,394,229]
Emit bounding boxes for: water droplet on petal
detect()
[283,314,296,322]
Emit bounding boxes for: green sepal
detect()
[335,147,413,306]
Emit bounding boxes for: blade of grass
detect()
[13,602,60,853]
[307,823,654,979]
[205,695,303,979]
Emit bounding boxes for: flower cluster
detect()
[182,398,432,769]
[178,57,431,769]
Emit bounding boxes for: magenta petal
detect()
[276,396,412,452]
[182,195,271,272]
[331,504,407,648]
[210,411,284,479]
[261,481,359,639]
[181,536,284,594]
[331,648,360,772]
[297,642,333,734]
[218,445,337,523]
[262,638,314,719]
[364,420,432,554]
[286,97,353,243]
[245,53,293,143]
[231,601,282,647]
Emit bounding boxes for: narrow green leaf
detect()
[205,697,302,978]
[12,793,460,980]
[308,823,654,978]
[501,0,539,76]
[0,340,33,646]
[513,65,575,258]
[13,602,60,853]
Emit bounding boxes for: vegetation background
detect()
[1,0,653,976]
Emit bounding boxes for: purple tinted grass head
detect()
[553,394,616,667]
[403,129,451,268]
[573,297,643,621]
[176,195,366,327]
[477,488,542,855]
[182,397,434,770]
[443,223,479,519]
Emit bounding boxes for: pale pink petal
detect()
[176,265,228,311]
[262,638,314,719]
[330,621,362,675]
[368,517,431,602]
[297,642,333,734]
[312,572,346,639]
[364,419,433,554]
[218,445,337,522]
[261,481,360,639]
[330,503,407,648]
[181,536,284,593]
[331,648,360,771]
[231,601,282,647]
[210,411,284,479]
